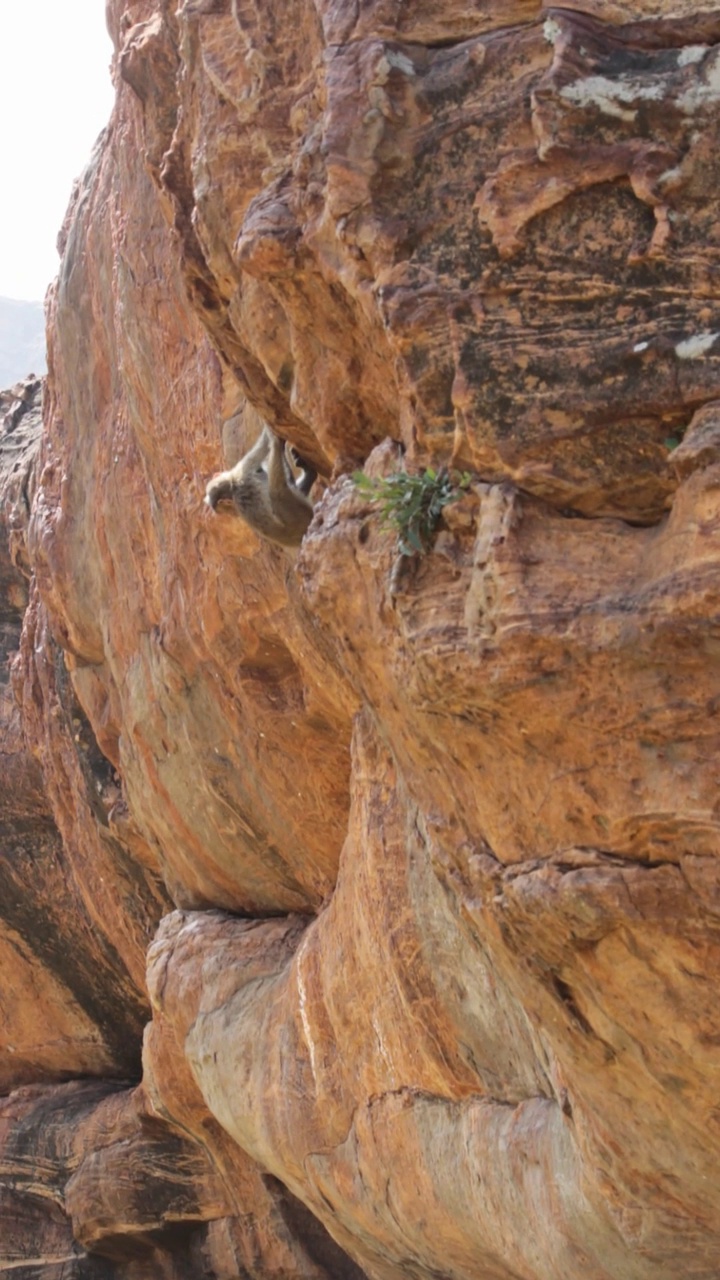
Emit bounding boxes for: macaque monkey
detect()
[205,425,317,548]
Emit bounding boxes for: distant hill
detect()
[0,297,47,390]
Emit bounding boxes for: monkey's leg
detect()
[266,434,314,542]
[296,463,318,496]
[288,445,318,495]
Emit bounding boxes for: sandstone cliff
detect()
[2,1,720,1277]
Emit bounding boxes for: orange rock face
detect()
[2,1,720,1276]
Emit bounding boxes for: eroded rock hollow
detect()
[2,1,720,1276]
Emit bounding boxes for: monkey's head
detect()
[205,473,236,512]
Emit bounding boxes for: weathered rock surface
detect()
[2,0,720,1276]
[0,381,154,1094]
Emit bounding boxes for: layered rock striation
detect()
[2,1,720,1277]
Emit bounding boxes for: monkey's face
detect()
[205,474,236,512]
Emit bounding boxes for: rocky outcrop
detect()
[2,1,720,1277]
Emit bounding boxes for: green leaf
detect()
[352,462,470,559]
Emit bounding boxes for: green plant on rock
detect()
[353,465,470,557]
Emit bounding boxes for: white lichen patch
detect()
[560,73,666,122]
[678,50,720,112]
[658,163,685,188]
[385,49,416,77]
[675,332,719,360]
[373,50,415,84]
[543,17,562,45]
[677,45,707,67]
[296,934,319,1088]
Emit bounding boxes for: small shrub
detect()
[353,466,470,557]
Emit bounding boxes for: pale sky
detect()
[0,1,115,301]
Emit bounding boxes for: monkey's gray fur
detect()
[205,425,317,548]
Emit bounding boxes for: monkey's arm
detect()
[237,424,272,477]
[266,432,293,500]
